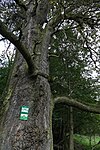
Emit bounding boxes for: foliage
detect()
[49,21,100,149]
[74,134,100,150]
[0,66,9,96]
[0,0,100,149]
[0,47,14,96]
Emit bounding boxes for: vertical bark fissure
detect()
[69,107,74,150]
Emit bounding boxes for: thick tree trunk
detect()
[1,1,99,149]
[0,1,53,149]
[0,43,53,149]
[1,58,53,150]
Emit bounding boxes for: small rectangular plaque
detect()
[20,106,29,121]
[20,113,28,120]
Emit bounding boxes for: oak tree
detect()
[0,0,100,149]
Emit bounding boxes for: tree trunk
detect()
[0,55,53,150]
[0,2,53,150]
[0,1,100,149]
[69,107,74,150]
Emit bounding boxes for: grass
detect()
[74,134,100,150]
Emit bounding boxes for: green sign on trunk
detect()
[20,106,29,121]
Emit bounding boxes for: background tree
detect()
[50,32,100,149]
[49,10,100,149]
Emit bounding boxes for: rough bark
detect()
[1,64,53,149]
[0,1,53,150]
[0,1,100,149]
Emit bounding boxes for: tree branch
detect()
[49,2,99,30]
[0,20,34,72]
[0,37,6,41]
[54,97,100,114]
[14,0,27,11]
[36,0,49,25]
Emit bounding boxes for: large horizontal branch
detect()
[54,97,100,114]
[0,20,34,72]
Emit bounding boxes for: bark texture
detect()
[1,58,52,150]
[0,1,99,149]
[0,1,53,149]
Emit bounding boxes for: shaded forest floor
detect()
[74,134,100,150]
[53,134,100,150]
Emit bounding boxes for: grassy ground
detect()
[74,134,100,150]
